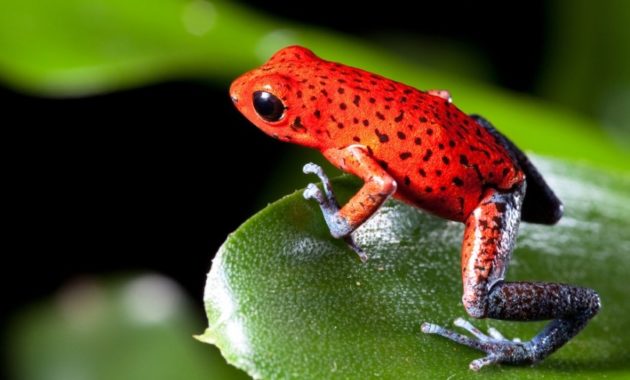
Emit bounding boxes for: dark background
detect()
[4,1,549,328]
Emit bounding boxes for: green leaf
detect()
[201,158,630,379]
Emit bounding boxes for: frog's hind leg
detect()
[422,183,600,370]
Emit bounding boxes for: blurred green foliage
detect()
[0,0,267,94]
[541,0,630,149]
[7,275,249,380]
[0,1,628,173]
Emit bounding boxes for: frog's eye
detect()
[253,91,285,122]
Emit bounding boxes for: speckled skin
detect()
[231,46,523,222]
[230,46,600,370]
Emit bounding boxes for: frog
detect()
[229,45,600,370]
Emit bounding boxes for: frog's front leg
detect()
[303,162,368,262]
[422,183,600,370]
[303,145,397,261]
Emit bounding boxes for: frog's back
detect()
[351,82,524,221]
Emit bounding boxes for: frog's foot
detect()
[303,163,340,221]
[421,318,532,371]
[303,163,368,262]
[303,163,337,204]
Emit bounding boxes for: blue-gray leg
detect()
[422,184,601,370]
[303,163,368,262]
[422,283,600,370]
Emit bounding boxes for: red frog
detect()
[230,46,600,370]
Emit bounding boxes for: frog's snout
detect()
[229,76,243,106]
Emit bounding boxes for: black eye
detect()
[253,91,285,122]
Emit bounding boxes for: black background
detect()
[3,1,547,328]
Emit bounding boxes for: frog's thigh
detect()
[460,184,525,318]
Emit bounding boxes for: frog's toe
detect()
[303,162,324,176]
[344,235,368,263]
[453,317,494,342]
[303,183,325,203]
[422,319,532,370]
[303,162,336,200]
[421,321,484,350]
[304,183,339,214]
[487,326,513,341]
[469,355,500,371]
[303,163,330,188]
[454,318,520,343]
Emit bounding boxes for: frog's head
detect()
[230,46,324,149]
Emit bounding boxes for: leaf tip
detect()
[193,328,216,345]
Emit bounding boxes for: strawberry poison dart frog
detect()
[230,46,600,370]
